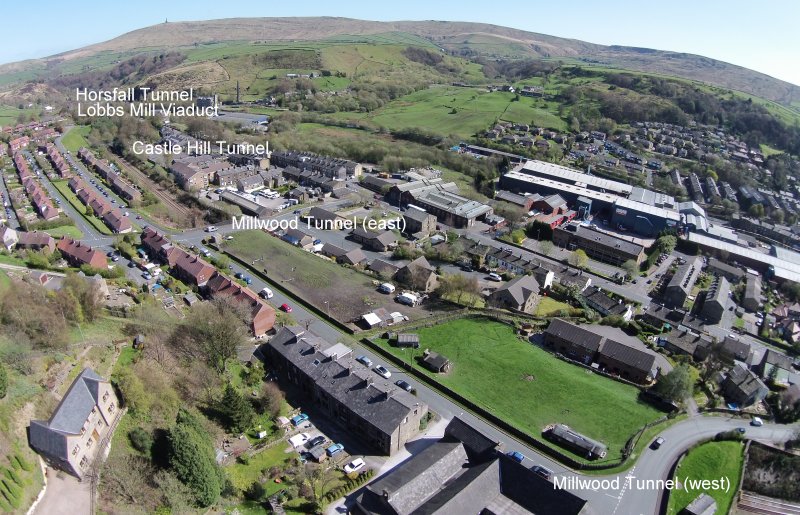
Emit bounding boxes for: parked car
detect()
[395,380,412,392]
[650,437,665,450]
[205,225,217,232]
[225,235,234,240]
[531,465,553,480]
[487,272,502,282]
[751,417,764,427]
[291,413,309,426]
[142,272,152,280]
[378,283,396,294]
[356,355,373,367]
[259,287,274,299]
[344,458,366,474]
[111,255,120,262]
[736,427,746,434]
[288,432,310,448]
[374,365,391,379]
[280,303,293,313]
[235,272,244,279]
[244,276,252,285]
[506,451,525,463]
[306,436,326,449]
[326,443,344,457]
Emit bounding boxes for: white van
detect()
[378,283,396,294]
[259,287,274,299]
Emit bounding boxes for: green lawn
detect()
[379,318,664,462]
[667,441,744,515]
[61,126,91,153]
[51,179,113,235]
[535,297,573,317]
[226,443,295,493]
[0,270,10,293]
[44,225,83,239]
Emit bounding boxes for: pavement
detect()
[32,468,91,515]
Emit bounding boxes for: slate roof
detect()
[369,259,400,276]
[598,339,657,374]
[265,327,418,435]
[491,274,540,306]
[29,368,106,461]
[720,337,752,362]
[544,319,604,353]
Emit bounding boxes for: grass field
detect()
[0,105,39,127]
[224,230,427,324]
[61,126,91,153]
[51,179,113,235]
[379,318,664,461]
[43,225,83,239]
[330,86,567,138]
[0,270,10,294]
[667,441,744,515]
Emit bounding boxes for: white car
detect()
[374,365,391,379]
[288,432,310,448]
[259,287,274,299]
[344,458,366,474]
[487,272,502,282]
[205,225,217,232]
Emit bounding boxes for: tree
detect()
[655,234,677,255]
[748,203,765,219]
[652,365,692,404]
[168,410,223,507]
[170,299,247,373]
[539,240,554,257]
[621,260,638,280]
[218,383,255,434]
[101,453,157,507]
[257,382,284,418]
[568,249,588,269]
[0,362,6,399]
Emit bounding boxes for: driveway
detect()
[33,468,91,515]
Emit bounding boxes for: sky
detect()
[2,0,799,86]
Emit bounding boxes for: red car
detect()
[280,303,292,313]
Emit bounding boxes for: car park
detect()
[374,365,391,379]
[291,413,309,426]
[395,380,412,392]
[344,458,366,474]
[326,443,344,457]
[356,355,373,367]
[507,451,525,463]
[531,465,553,480]
[650,437,665,450]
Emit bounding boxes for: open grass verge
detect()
[666,441,744,515]
[43,225,84,239]
[377,318,664,462]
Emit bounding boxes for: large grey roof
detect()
[598,339,657,374]
[492,274,540,306]
[29,368,107,461]
[544,319,604,353]
[266,327,417,434]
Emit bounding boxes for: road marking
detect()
[612,467,635,515]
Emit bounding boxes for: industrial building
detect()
[552,224,645,266]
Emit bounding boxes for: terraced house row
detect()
[12,151,60,221]
[43,143,71,177]
[140,227,276,336]
[67,177,132,233]
[77,147,142,202]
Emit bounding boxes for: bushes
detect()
[321,469,375,504]
[129,427,154,454]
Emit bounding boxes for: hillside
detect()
[0,17,798,108]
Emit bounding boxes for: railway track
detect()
[113,155,194,226]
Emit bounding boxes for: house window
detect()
[72,445,79,456]
[80,427,86,436]
[96,419,104,428]
[102,392,109,403]
[80,457,88,469]
[108,403,115,414]
[86,439,93,448]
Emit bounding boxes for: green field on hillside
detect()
[0,105,40,127]
[61,125,91,152]
[378,318,664,462]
